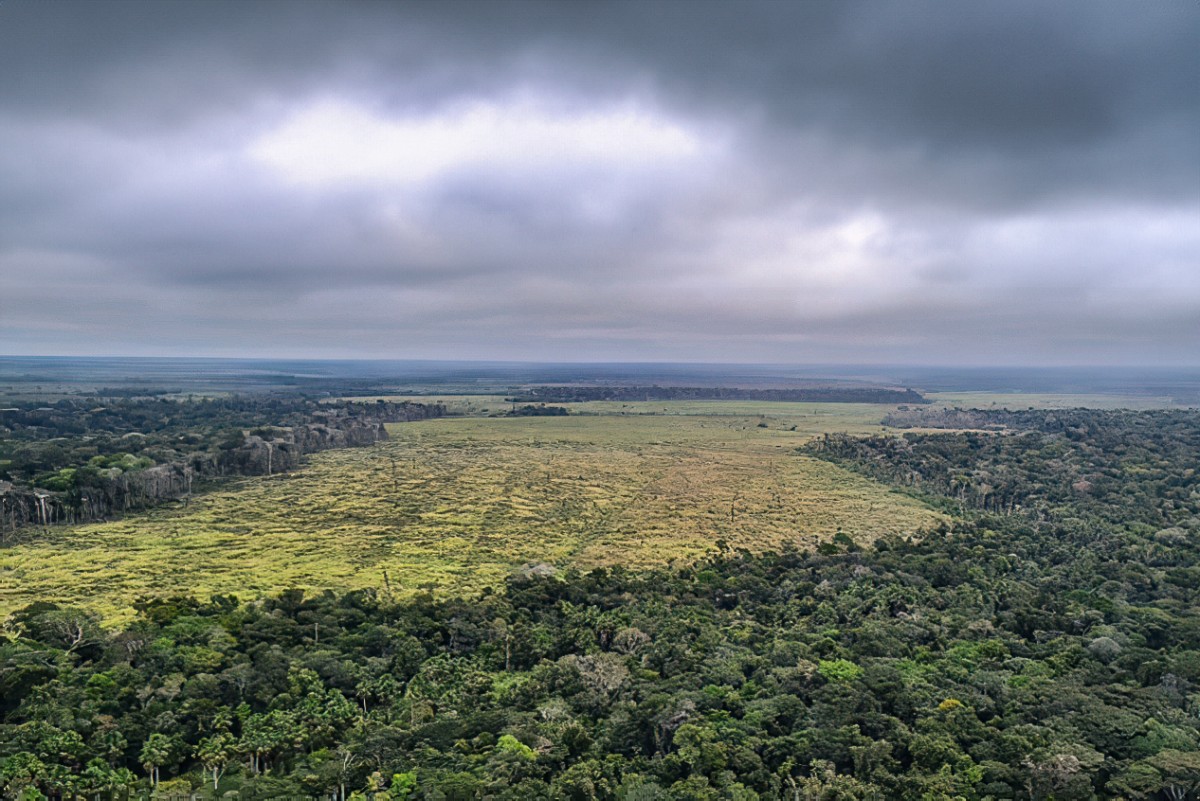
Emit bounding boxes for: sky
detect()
[0,0,1197,366]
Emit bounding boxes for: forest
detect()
[2,407,1198,799]
[0,398,444,532]
[507,387,928,405]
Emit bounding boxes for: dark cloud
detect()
[0,0,1196,364]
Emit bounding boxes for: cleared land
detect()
[1,404,943,622]
[362,391,1188,414]
[926,391,1182,410]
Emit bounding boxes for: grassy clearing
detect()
[927,391,1181,410]
[369,392,1188,414]
[358,395,922,424]
[0,405,943,623]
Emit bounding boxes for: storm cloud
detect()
[1,0,1197,364]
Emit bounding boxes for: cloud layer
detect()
[1,0,1197,364]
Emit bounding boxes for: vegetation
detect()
[819,407,1200,522]
[0,410,940,623]
[0,397,339,484]
[922,393,1180,412]
[2,407,1199,799]
[506,405,570,417]
[0,397,444,531]
[508,386,928,404]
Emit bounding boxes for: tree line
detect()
[0,397,444,535]
[506,386,929,405]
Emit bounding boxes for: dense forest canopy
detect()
[2,407,1199,799]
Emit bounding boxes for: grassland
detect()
[359,391,1188,414]
[0,403,944,622]
[926,391,1181,410]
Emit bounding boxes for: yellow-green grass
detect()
[927,392,1181,410]
[0,407,943,623]
[358,395,923,424]
[365,392,1189,413]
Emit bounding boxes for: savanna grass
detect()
[0,404,943,622]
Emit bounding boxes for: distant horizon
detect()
[6,353,1200,405]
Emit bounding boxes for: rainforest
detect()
[2,364,1199,800]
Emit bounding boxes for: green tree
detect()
[140,733,178,787]
[0,753,47,800]
[196,732,235,790]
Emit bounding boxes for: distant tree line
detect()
[505,405,571,417]
[813,407,1200,522]
[877,406,1188,432]
[507,386,929,404]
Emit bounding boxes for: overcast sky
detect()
[1,0,1197,365]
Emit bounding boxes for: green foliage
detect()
[0,406,1197,799]
[817,659,864,683]
[0,395,443,529]
[495,734,537,761]
[1,410,940,622]
[391,771,417,798]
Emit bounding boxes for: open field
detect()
[926,391,1184,410]
[0,405,943,622]
[359,391,1191,415]
[355,395,938,420]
